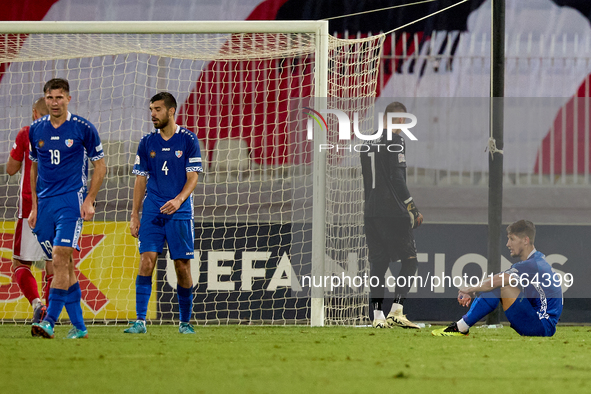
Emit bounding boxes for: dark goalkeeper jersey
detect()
[360,132,412,218]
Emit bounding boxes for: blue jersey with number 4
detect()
[29,112,104,198]
[504,250,563,327]
[133,126,202,220]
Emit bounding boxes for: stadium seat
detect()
[404,168,438,186]
[128,140,139,175]
[211,138,249,183]
[103,140,125,183]
[439,173,475,186]
[517,174,553,185]
[0,164,11,185]
[250,161,296,181]
[554,175,587,185]
[198,139,208,183]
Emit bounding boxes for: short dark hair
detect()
[507,220,536,244]
[384,101,407,113]
[43,78,69,94]
[150,92,177,112]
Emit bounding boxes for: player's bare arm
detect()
[160,171,199,215]
[130,175,147,238]
[81,157,106,221]
[457,272,513,307]
[6,156,22,176]
[28,161,38,229]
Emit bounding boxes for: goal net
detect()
[0,22,383,326]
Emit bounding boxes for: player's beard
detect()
[153,115,169,130]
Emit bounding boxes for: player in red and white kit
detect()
[6,97,53,323]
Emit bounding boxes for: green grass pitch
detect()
[1,324,590,393]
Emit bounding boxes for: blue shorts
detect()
[138,214,194,260]
[505,293,556,337]
[33,192,84,260]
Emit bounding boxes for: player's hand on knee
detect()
[458,290,474,307]
[406,199,423,229]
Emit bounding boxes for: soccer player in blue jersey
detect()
[124,92,202,335]
[29,78,106,339]
[432,220,563,337]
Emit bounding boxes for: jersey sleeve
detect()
[386,134,411,204]
[132,136,149,176]
[185,133,203,173]
[10,127,28,162]
[504,260,536,281]
[388,165,411,204]
[83,121,104,161]
[28,124,38,163]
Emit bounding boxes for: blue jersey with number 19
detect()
[29,112,104,198]
[132,126,203,220]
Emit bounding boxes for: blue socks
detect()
[65,282,86,331]
[462,288,501,327]
[135,275,152,321]
[177,285,193,323]
[136,276,193,323]
[45,288,68,327]
[44,284,86,330]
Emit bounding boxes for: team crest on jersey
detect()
[38,140,44,148]
[175,150,183,158]
[65,139,74,148]
[150,150,156,158]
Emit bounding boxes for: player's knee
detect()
[52,247,73,269]
[174,259,191,277]
[139,252,158,274]
[500,285,521,298]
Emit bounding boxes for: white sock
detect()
[456,318,470,333]
[374,310,385,320]
[389,303,402,314]
[31,298,41,308]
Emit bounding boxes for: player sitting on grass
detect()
[432,220,563,337]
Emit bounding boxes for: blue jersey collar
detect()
[154,125,181,134]
[527,248,537,259]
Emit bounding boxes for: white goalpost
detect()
[0,21,383,326]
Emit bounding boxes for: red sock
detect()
[43,273,54,306]
[13,265,40,305]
